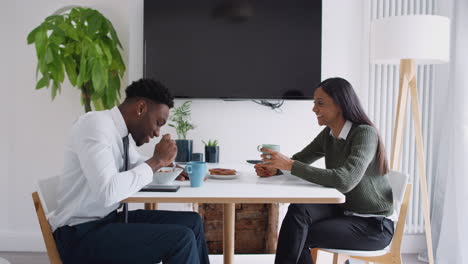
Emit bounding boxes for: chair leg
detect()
[392,254,402,264]
[332,253,349,264]
[144,203,158,210]
[310,248,318,263]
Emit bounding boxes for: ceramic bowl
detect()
[152,167,183,185]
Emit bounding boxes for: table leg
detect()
[223,203,235,264]
[123,203,128,223]
[144,203,158,210]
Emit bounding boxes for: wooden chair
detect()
[311,171,411,264]
[32,176,63,264]
[0,257,11,264]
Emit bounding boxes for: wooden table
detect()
[124,164,345,264]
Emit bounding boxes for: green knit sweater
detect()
[291,124,394,216]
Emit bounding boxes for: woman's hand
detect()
[260,148,294,171]
[254,163,278,177]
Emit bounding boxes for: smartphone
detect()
[140,185,180,192]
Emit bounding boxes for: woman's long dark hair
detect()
[316,77,389,175]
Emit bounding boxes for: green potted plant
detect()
[203,139,219,163]
[27,7,126,113]
[168,101,196,162]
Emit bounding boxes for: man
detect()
[49,79,210,264]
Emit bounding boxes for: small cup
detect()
[185,161,207,187]
[257,144,280,164]
[191,153,204,162]
[257,144,280,154]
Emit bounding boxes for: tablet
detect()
[140,185,180,192]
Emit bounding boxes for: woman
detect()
[255,77,394,264]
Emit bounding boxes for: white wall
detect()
[0,0,365,251]
[133,0,366,166]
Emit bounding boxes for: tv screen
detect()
[144,0,322,99]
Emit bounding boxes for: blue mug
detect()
[185,161,207,187]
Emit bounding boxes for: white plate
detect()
[208,172,240,180]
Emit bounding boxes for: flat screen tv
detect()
[144,0,322,99]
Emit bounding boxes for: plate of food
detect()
[208,168,239,180]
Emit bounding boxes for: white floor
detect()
[0,252,425,264]
[208,253,425,264]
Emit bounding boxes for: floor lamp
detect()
[370,15,450,264]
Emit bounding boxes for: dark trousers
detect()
[275,204,394,264]
[53,209,210,264]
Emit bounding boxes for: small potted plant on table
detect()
[203,139,219,163]
[169,101,195,162]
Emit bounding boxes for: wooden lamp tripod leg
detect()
[391,59,434,264]
[408,70,435,264]
[390,59,412,170]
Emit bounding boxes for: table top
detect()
[124,163,345,204]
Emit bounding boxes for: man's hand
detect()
[254,163,278,177]
[154,134,177,165]
[146,134,177,172]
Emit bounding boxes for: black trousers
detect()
[53,209,210,264]
[275,204,394,264]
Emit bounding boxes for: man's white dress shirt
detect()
[49,107,153,231]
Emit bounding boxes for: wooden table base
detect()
[223,203,235,264]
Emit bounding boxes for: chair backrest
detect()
[37,175,61,216]
[386,171,408,207]
[386,171,411,254]
[32,176,63,264]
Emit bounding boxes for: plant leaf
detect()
[59,23,79,41]
[100,41,113,65]
[108,72,120,104]
[34,27,47,57]
[107,20,122,48]
[76,46,88,87]
[91,61,104,95]
[94,43,103,56]
[92,98,104,111]
[54,57,65,83]
[45,46,54,63]
[27,26,41,44]
[38,56,48,76]
[48,24,66,37]
[51,80,60,99]
[87,12,102,36]
[64,57,78,86]
[35,76,49,90]
[45,15,63,22]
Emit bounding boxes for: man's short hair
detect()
[125,79,174,108]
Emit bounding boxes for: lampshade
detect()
[370,15,450,64]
